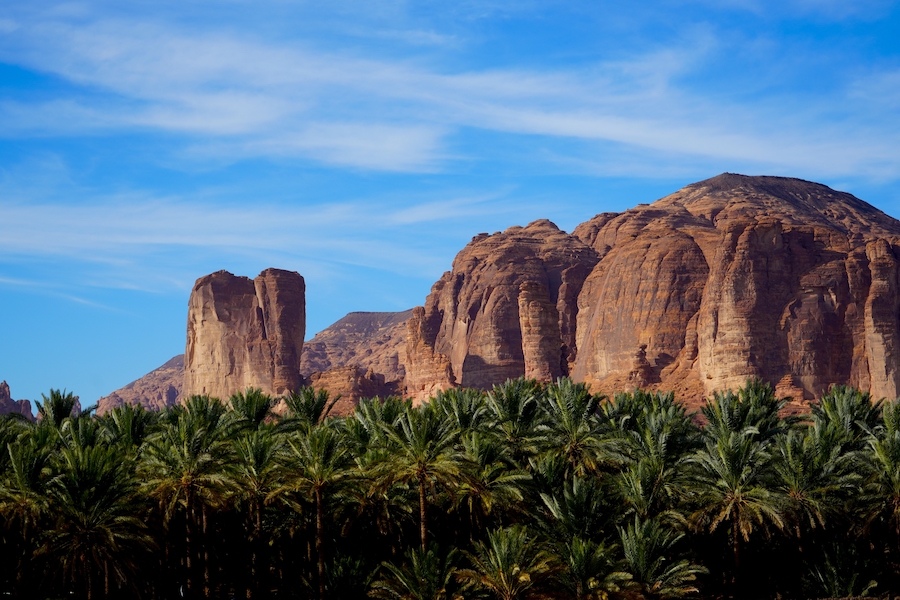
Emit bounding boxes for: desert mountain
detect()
[90,173,900,415]
[96,355,184,414]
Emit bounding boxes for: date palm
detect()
[557,536,629,600]
[541,378,607,477]
[36,388,79,429]
[41,442,150,600]
[485,379,545,468]
[619,516,706,600]
[233,426,285,597]
[377,405,472,552]
[276,423,355,600]
[140,395,235,597]
[370,544,462,600]
[689,427,783,593]
[457,524,558,600]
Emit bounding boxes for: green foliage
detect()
[0,378,892,599]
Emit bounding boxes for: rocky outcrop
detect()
[572,173,900,407]
[405,220,600,401]
[96,355,184,414]
[304,366,402,416]
[300,310,412,385]
[0,381,33,420]
[183,269,305,400]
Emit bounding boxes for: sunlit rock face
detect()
[571,173,900,406]
[404,219,600,402]
[96,355,183,414]
[183,268,306,400]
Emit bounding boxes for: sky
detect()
[1,0,900,405]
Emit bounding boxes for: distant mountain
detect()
[99,173,900,414]
[96,355,183,414]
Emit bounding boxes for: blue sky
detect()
[1,0,900,405]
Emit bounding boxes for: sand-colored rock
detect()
[96,355,184,414]
[300,310,412,385]
[0,381,33,420]
[572,173,900,410]
[304,366,402,416]
[405,220,600,401]
[183,269,306,400]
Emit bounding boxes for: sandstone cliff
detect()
[300,310,412,383]
[0,381,34,420]
[571,173,900,406]
[183,269,306,400]
[96,355,184,414]
[405,219,600,401]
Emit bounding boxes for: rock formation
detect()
[405,219,600,401]
[571,173,900,407]
[183,269,306,400]
[0,381,34,420]
[96,355,184,414]
[305,366,402,416]
[300,310,412,383]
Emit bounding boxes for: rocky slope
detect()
[405,219,600,401]
[183,269,306,399]
[0,381,33,420]
[300,310,412,383]
[96,355,184,414]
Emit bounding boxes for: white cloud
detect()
[0,3,898,178]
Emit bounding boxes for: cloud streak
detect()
[0,5,898,177]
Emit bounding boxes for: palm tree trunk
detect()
[186,493,194,595]
[732,510,741,596]
[419,472,428,551]
[316,487,326,600]
[203,504,211,598]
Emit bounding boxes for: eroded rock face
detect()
[96,355,184,414]
[183,269,305,400]
[0,381,33,420]
[572,173,900,407]
[300,310,412,386]
[405,219,600,401]
[304,366,402,416]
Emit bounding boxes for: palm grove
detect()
[0,377,897,599]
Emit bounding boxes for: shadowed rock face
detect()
[183,269,305,400]
[96,355,184,414]
[572,173,900,405]
[405,219,600,401]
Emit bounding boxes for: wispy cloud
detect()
[1,5,898,178]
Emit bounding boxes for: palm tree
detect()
[41,442,151,599]
[689,427,783,593]
[36,388,78,429]
[280,387,339,430]
[556,536,629,600]
[456,431,530,534]
[276,423,355,600]
[229,388,275,431]
[485,379,545,468]
[98,403,158,456]
[457,525,558,600]
[370,544,462,600]
[0,423,55,594]
[430,387,489,435]
[859,399,900,579]
[140,395,235,597]
[377,405,471,551]
[232,426,285,597]
[541,378,607,476]
[618,516,706,599]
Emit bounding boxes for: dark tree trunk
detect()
[316,487,326,600]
